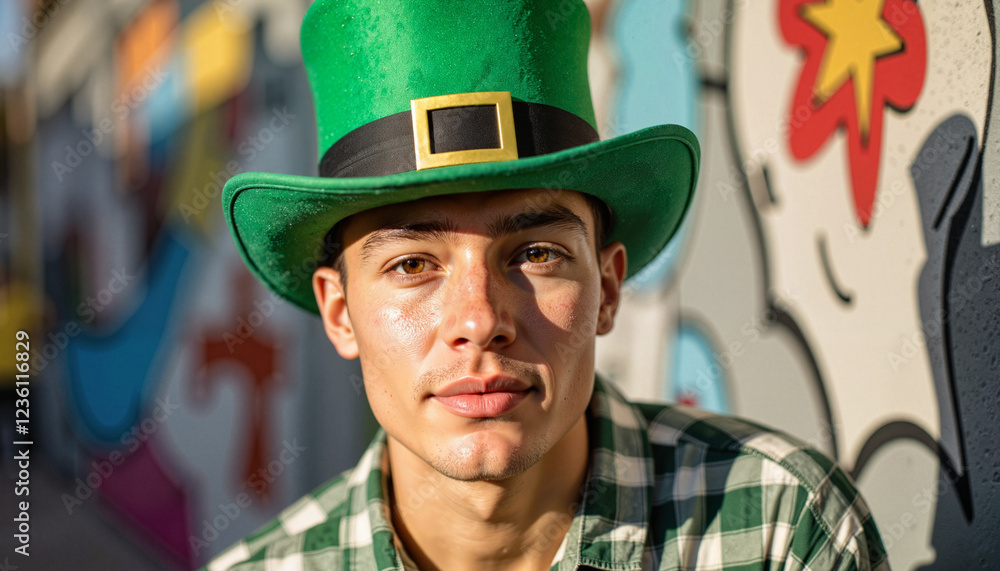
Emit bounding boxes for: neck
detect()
[386,415,589,571]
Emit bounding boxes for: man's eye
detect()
[393,258,427,274]
[516,247,558,264]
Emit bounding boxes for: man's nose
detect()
[440,260,516,350]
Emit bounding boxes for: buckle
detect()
[410,91,519,170]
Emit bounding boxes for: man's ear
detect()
[596,241,627,335]
[313,266,359,359]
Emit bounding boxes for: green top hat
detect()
[223,0,699,313]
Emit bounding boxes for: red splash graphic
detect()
[780,0,926,226]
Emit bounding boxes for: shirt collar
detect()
[351,374,654,570]
[559,375,654,570]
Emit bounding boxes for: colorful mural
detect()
[598,0,1000,568]
[2,0,368,567]
[1,0,996,569]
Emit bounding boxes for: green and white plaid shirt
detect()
[207,376,888,570]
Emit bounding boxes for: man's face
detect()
[313,189,625,482]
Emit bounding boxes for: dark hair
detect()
[583,193,612,252]
[318,192,613,293]
[318,226,348,290]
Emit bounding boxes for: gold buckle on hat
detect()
[410,91,519,170]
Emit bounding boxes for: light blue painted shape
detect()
[147,53,189,143]
[0,1,27,84]
[612,0,699,292]
[67,228,191,445]
[612,0,698,135]
[668,322,730,414]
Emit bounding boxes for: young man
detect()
[211,0,887,569]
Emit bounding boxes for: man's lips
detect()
[431,376,534,418]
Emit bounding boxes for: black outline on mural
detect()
[759,165,779,206]
[718,0,841,460]
[770,308,839,456]
[934,146,980,522]
[850,420,937,479]
[690,36,840,455]
[719,0,986,530]
[816,232,854,304]
[851,420,971,521]
[719,0,967,472]
[931,138,975,230]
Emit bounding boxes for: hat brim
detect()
[224,123,699,313]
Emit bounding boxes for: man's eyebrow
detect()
[486,205,589,242]
[359,219,458,262]
[358,205,589,262]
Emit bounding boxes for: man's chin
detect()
[429,431,550,482]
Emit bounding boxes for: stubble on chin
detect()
[426,430,553,482]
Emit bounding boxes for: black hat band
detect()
[319,98,600,178]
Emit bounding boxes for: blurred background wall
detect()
[0,0,997,569]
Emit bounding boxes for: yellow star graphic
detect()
[802,0,903,139]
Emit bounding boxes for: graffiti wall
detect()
[1,0,372,568]
[0,0,996,569]
[596,0,1000,568]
